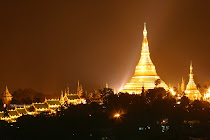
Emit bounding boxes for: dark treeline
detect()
[10,88,45,104]
[0,88,209,140]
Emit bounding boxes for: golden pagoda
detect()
[185,63,202,100]
[120,23,168,94]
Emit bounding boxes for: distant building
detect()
[60,82,86,105]
[24,105,36,115]
[2,86,13,108]
[77,80,83,98]
[45,98,61,111]
[181,77,185,93]
[0,109,20,122]
[62,93,86,105]
[15,107,28,115]
[185,63,202,100]
[8,109,20,120]
[32,103,51,114]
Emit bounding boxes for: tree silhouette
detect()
[154,79,161,87]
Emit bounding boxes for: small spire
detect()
[143,22,147,38]
[190,61,193,74]
[5,85,9,93]
[67,83,69,94]
[144,22,146,30]
[182,77,184,82]
[106,83,109,88]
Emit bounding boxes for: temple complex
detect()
[185,63,202,100]
[0,82,86,122]
[120,23,168,94]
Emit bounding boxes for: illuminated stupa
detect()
[185,63,202,100]
[120,23,168,94]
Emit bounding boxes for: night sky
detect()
[0,0,210,94]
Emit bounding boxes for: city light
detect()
[206,93,210,98]
[169,88,176,96]
[113,113,120,118]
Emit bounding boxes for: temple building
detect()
[185,63,202,100]
[32,103,51,114]
[62,92,86,105]
[120,23,168,94]
[24,105,36,115]
[60,82,86,105]
[0,109,21,122]
[45,98,61,111]
[7,109,20,120]
[15,107,28,115]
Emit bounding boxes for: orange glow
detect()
[113,113,120,118]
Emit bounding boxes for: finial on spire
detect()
[106,83,109,88]
[5,85,9,93]
[144,22,146,30]
[143,22,147,38]
[190,61,193,74]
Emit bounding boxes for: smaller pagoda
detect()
[185,63,202,100]
[2,86,13,108]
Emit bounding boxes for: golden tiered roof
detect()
[185,63,202,100]
[120,23,168,94]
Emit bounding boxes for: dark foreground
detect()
[0,89,210,140]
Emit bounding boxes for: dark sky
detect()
[0,0,210,94]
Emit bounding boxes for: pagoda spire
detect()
[141,22,149,54]
[60,90,65,105]
[181,77,185,93]
[189,62,195,83]
[143,22,147,38]
[106,83,109,88]
[2,86,13,108]
[5,85,9,93]
[190,62,193,75]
